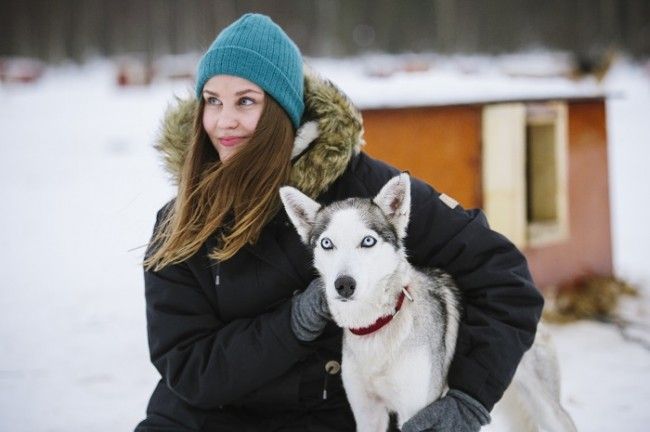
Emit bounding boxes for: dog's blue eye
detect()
[361,235,377,248]
[320,237,334,250]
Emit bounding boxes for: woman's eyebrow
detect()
[202,89,262,97]
[235,89,262,96]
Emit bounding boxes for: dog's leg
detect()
[509,366,577,432]
[491,334,577,432]
[342,358,390,432]
[518,328,577,432]
[390,348,439,428]
[487,384,538,432]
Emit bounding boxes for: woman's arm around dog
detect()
[350,153,545,413]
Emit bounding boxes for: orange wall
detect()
[362,106,482,208]
[362,101,613,290]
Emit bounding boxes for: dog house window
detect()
[482,101,569,248]
[525,103,569,246]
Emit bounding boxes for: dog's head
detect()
[279,174,411,327]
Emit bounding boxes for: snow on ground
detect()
[0,54,649,431]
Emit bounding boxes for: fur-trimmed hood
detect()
[155,66,365,199]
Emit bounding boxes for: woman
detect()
[136,13,543,432]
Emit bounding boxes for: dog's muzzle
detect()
[335,275,356,299]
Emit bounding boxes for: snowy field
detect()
[0,54,649,431]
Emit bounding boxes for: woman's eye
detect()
[239,97,255,106]
[205,96,221,106]
[360,235,377,248]
[320,237,334,250]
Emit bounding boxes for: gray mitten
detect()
[401,389,491,432]
[290,278,330,341]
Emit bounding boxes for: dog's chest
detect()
[344,312,436,380]
[341,300,450,414]
[344,334,437,411]
[343,309,413,365]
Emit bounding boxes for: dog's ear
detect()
[373,173,411,239]
[279,186,321,244]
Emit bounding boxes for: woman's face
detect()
[202,75,265,162]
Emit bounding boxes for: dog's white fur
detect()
[280,174,577,432]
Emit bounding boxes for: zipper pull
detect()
[215,262,221,286]
[322,373,329,400]
[322,360,341,400]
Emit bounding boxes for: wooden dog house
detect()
[360,94,612,290]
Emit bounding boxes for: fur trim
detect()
[289,66,365,197]
[154,65,364,197]
[291,121,319,159]
[155,96,197,185]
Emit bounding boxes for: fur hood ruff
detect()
[155,66,365,199]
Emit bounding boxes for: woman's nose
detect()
[217,108,238,129]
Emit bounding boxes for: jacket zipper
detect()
[322,360,341,400]
[214,261,221,286]
[322,372,329,400]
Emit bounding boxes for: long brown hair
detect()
[144,95,295,271]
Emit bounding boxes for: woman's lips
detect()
[218,136,246,147]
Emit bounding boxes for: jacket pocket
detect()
[231,363,302,411]
[144,380,208,431]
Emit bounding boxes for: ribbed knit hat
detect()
[195,13,304,128]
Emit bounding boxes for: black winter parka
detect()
[135,71,543,432]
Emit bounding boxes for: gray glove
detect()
[401,389,491,432]
[290,278,330,342]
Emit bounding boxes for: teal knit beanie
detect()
[195,13,304,128]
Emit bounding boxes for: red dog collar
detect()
[349,288,409,336]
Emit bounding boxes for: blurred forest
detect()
[1,0,649,62]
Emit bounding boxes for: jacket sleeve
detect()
[143,206,314,409]
[406,178,544,411]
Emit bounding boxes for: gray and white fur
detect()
[280,174,577,432]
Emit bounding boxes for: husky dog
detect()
[280,174,576,432]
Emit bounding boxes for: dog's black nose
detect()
[335,275,356,298]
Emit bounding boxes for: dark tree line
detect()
[1,0,648,62]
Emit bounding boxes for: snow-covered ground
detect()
[0,54,648,431]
